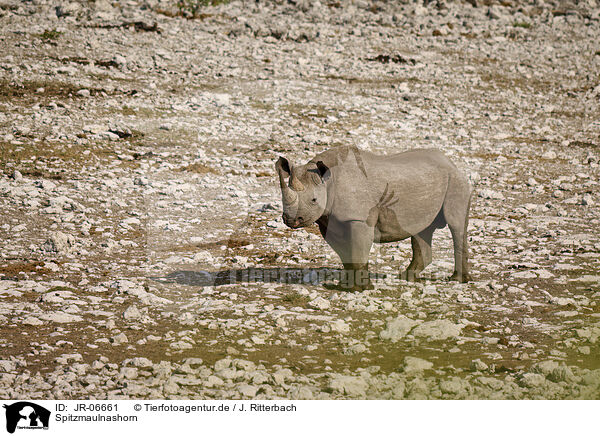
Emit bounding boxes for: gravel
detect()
[0,0,598,400]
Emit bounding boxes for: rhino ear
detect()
[316,161,330,182]
[276,156,291,176]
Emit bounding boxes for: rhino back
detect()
[324,148,453,235]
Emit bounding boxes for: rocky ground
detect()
[0,0,599,399]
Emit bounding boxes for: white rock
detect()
[110,332,128,345]
[532,360,559,376]
[120,367,138,380]
[83,124,108,135]
[0,360,17,372]
[470,359,489,372]
[113,54,127,68]
[214,358,232,371]
[11,170,23,181]
[402,356,433,374]
[345,343,367,354]
[308,296,330,310]
[134,177,149,186]
[478,189,505,200]
[170,341,193,350]
[330,319,350,333]
[238,384,259,398]
[411,319,463,341]
[42,232,75,253]
[272,368,293,385]
[121,217,141,226]
[55,353,83,365]
[234,359,256,372]
[266,220,285,229]
[579,346,591,355]
[547,365,576,383]
[123,305,142,321]
[131,357,153,368]
[22,316,44,326]
[38,312,83,323]
[581,193,594,206]
[380,316,419,342]
[289,386,314,400]
[439,378,466,395]
[519,373,546,388]
[211,93,231,107]
[205,375,224,388]
[329,375,368,397]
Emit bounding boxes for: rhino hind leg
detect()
[443,178,472,283]
[402,224,436,282]
[448,229,470,283]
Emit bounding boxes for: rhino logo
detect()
[3,402,50,433]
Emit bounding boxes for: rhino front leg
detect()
[337,221,374,291]
[402,225,435,282]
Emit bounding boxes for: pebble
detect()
[39,312,83,323]
[11,170,23,181]
[411,319,463,341]
[42,232,75,254]
[0,360,17,372]
[402,357,434,374]
[379,316,420,342]
[123,305,142,321]
[205,375,224,388]
[330,319,350,333]
[439,378,466,395]
[238,384,259,398]
[214,358,232,372]
[329,375,368,397]
[131,357,153,368]
[110,333,128,345]
[120,367,138,380]
[308,296,330,310]
[470,359,489,372]
[519,373,546,388]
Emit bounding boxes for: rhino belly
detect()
[374,209,413,242]
[375,172,448,241]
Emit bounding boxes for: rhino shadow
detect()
[155,267,388,287]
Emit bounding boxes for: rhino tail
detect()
[465,188,475,236]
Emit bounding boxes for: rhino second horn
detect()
[290,174,305,191]
[282,185,298,204]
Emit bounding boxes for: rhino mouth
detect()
[282,214,305,229]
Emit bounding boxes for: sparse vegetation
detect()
[175,162,219,174]
[513,21,531,29]
[0,261,51,278]
[282,292,310,308]
[0,140,114,177]
[38,29,62,40]
[175,0,230,18]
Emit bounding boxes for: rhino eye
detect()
[312,198,317,203]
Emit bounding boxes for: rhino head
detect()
[275,156,330,228]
